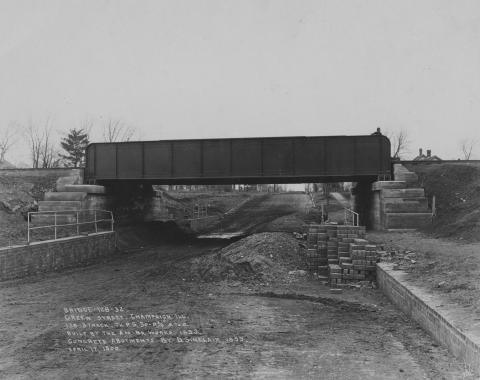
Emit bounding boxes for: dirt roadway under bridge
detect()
[0,193,475,379]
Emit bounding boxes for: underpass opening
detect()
[102,179,375,240]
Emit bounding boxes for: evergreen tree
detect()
[59,128,89,167]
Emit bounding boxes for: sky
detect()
[1,0,480,165]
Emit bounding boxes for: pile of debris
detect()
[416,163,480,242]
[184,232,304,283]
[304,224,382,286]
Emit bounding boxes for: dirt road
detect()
[0,193,474,379]
[211,192,310,234]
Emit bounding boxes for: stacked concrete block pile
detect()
[304,224,379,286]
[305,225,328,274]
[327,228,338,265]
[346,239,377,282]
[328,264,342,285]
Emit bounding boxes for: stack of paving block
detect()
[338,236,353,281]
[303,224,379,286]
[316,232,329,275]
[335,226,366,285]
[303,224,329,274]
[326,226,338,266]
[328,264,342,285]
[348,239,377,281]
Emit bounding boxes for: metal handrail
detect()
[183,202,209,219]
[344,208,359,226]
[27,209,114,243]
[304,192,327,224]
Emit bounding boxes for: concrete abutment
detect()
[369,164,432,230]
[351,164,432,231]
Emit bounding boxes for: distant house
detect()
[413,148,442,161]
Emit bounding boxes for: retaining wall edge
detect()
[377,262,480,375]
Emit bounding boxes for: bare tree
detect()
[23,117,61,168]
[459,138,476,160]
[24,119,42,168]
[102,118,135,142]
[0,123,17,162]
[386,129,410,160]
[79,117,94,140]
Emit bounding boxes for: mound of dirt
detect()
[186,232,305,282]
[0,172,71,246]
[263,214,308,232]
[0,174,57,210]
[417,163,480,241]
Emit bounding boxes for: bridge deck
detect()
[85,135,391,184]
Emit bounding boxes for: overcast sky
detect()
[1,0,479,164]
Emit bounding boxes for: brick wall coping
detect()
[0,231,114,252]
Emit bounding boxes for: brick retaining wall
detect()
[0,231,116,281]
[377,263,480,375]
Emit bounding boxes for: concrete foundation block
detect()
[56,175,81,191]
[384,213,432,229]
[44,192,87,201]
[382,188,425,198]
[38,201,83,211]
[372,181,407,191]
[382,199,429,213]
[64,184,106,194]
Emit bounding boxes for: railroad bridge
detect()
[39,134,432,230]
[84,135,391,185]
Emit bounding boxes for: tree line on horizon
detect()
[0,118,136,168]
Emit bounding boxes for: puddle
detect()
[197,232,246,239]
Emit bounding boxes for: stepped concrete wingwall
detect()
[370,164,432,230]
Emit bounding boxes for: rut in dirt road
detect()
[211,193,310,234]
